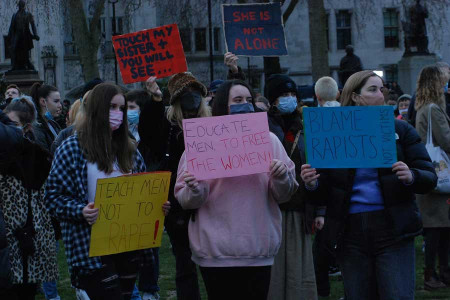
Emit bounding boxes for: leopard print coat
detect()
[0,174,58,284]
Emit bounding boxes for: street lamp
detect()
[109,0,119,84]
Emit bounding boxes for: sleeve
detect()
[400,122,438,194]
[133,149,147,173]
[174,152,210,210]
[268,133,299,203]
[227,66,246,81]
[45,141,86,222]
[0,113,24,168]
[138,99,166,156]
[430,104,450,154]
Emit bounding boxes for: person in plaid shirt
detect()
[45,83,167,300]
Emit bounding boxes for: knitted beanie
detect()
[168,72,207,105]
[264,74,297,105]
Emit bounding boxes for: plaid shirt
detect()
[45,134,146,275]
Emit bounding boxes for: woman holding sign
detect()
[301,70,437,300]
[175,79,298,300]
[45,83,150,300]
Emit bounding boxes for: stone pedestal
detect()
[4,70,43,95]
[398,54,438,95]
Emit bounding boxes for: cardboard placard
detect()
[222,3,288,56]
[182,112,273,180]
[89,172,170,257]
[302,106,397,168]
[112,24,187,84]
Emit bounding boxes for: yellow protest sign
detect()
[89,172,170,257]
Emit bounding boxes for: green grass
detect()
[36,234,449,300]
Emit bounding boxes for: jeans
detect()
[138,248,160,294]
[130,285,141,300]
[165,213,201,300]
[199,266,271,300]
[43,241,60,300]
[339,210,415,300]
[75,251,141,300]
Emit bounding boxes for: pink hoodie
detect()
[175,132,298,267]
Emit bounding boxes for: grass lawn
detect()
[36,234,449,300]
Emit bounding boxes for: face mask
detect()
[44,102,54,120]
[399,108,408,115]
[229,103,255,115]
[110,110,123,131]
[277,96,297,114]
[127,110,140,125]
[444,82,448,93]
[180,91,202,111]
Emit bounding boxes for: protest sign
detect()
[112,24,187,84]
[302,106,397,168]
[89,172,170,257]
[182,112,273,180]
[222,3,288,56]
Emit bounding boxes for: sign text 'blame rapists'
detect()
[302,106,397,168]
[89,172,170,257]
[112,24,187,84]
[182,112,273,180]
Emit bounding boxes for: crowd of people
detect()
[0,51,449,300]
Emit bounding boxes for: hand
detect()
[224,52,239,74]
[162,201,171,216]
[82,202,99,225]
[145,76,162,99]
[300,164,320,189]
[314,216,325,231]
[183,171,199,190]
[270,159,287,178]
[392,161,413,184]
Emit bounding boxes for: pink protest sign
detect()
[182,112,273,180]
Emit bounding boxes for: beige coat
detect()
[415,103,450,228]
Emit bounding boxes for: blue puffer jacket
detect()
[306,120,437,243]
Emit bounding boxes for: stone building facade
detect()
[0,0,449,98]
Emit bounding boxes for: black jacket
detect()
[138,100,186,218]
[307,120,437,243]
[33,115,61,153]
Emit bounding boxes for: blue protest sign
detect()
[302,106,397,168]
[222,3,288,56]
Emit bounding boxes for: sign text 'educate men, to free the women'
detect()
[302,106,397,168]
[182,112,273,180]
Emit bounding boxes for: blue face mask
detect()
[127,110,140,125]
[444,82,448,93]
[44,102,54,120]
[229,103,255,115]
[277,96,298,114]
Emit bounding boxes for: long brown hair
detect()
[340,70,381,107]
[76,83,136,174]
[415,65,445,111]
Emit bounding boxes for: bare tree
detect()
[308,0,330,81]
[67,0,105,82]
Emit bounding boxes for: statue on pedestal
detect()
[402,0,429,56]
[6,0,40,71]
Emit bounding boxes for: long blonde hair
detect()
[415,65,445,111]
[166,99,211,128]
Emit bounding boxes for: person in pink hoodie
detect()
[175,80,298,300]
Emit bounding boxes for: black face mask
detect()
[183,110,198,119]
[180,91,202,111]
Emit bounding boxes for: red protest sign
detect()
[112,24,187,84]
